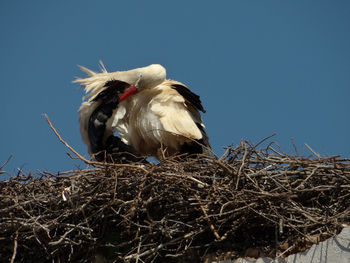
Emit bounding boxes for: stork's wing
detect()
[171,84,205,113]
[87,80,129,155]
[169,82,211,151]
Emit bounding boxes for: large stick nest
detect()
[1,140,350,262]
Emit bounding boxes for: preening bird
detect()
[75,62,210,161]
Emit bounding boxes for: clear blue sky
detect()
[1,1,349,174]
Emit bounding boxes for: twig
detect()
[44,113,150,173]
[236,142,248,189]
[254,133,277,148]
[10,231,18,263]
[291,137,299,156]
[44,113,90,163]
[305,143,321,159]
[49,228,75,246]
[194,194,220,240]
[124,232,196,260]
[295,167,319,190]
[277,243,296,259]
[135,237,142,263]
[0,154,12,171]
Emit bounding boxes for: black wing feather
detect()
[92,80,130,102]
[171,84,206,113]
[88,80,130,157]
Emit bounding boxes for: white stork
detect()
[75,63,210,161]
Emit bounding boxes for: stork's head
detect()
[75,63,166,103]
[118,64,166,102]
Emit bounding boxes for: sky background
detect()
[1,1,349,175]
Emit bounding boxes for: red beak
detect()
[119,85,138,102]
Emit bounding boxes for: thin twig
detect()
[254,133,277,148]
[0,154,12,171]
[49,228,75,246]
[305,143,321,159]
[194,194,220,240]
[236,142,248,189]
[10,231,18,263]
[44,113,150,173]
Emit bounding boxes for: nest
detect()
[1,135,350,263]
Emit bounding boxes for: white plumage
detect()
[112,79,206,157]
[75,62,210,160]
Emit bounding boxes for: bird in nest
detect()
[74,62,211,163]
